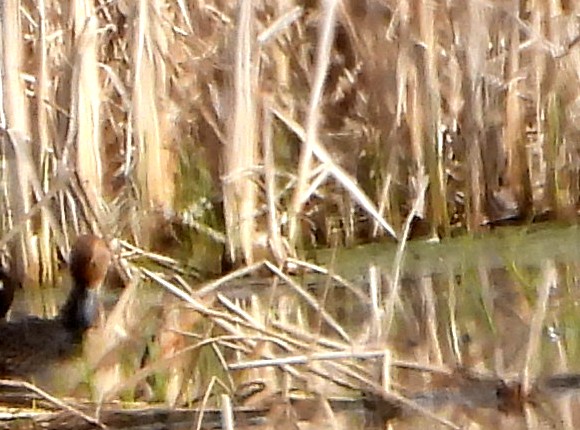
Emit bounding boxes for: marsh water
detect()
[5,224,580,429]
[309,224,580,429]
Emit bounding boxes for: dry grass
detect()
[1,1,579,270]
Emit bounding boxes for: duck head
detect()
[61,235,111,332]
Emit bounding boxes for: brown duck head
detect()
[60,234,111,332]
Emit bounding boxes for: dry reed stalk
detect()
[131,0,175,212]
[1,0,38,284]
[88,277,142,404]
[381,349,391,393]
[529,1,548,213]
[142,267,267,336]
[503,11,528,218]
[272,106,396,238]
[372,173,394,238]
[71,8,103,216]
[0,379,103,428]
[445,269,463,366]
[237,296,282,399]
[402,2,426,182]
[522,260,556,396]
[367,265,382,338]
[546,2,577,217]
[223,0,258,265]
[383,174,428,335]
[229,349,397,371]
[419,2,448,236]
[475,262,497,370]
[524,402,541,429]
[35,0,54,284]
[394,1,409,127]
[285,257,368,303]
[550,340,574,428]
[158,304,197,406]
[220,394,234,430]
[261,98,287,264]
[421,276,444,366]
[194,377,222,430]
[464,2,487,229]
[258,5,302,47]
[548,268,573,427]
[544,93,560,214]
[248,318,453,377]
[264,260,351,342]
[288,0,338,245]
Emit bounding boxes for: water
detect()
[5,224,580,429]
[306,224,580,428]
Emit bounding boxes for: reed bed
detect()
[0,1,578,272]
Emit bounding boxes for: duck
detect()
[0,234,111,378]
[0,267,16,319]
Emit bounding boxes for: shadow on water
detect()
[5,224,580,429]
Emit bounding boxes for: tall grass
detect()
[5,3,580,426]
[0,0,579,288]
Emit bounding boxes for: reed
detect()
[1,3,580,417]
[1,1,578,272]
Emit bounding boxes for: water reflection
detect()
[304,226,580,428]
[4,226,580,429]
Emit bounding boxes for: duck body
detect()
[0,234,111,379]
[0,317,81,377]
[0,268,17,319]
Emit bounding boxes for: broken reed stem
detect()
[383,175,429,335]
[0,379,103,428]
[288,0,338,245]
[522,260,557,395]
[220,393,234,430]
[272,105,396,238]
